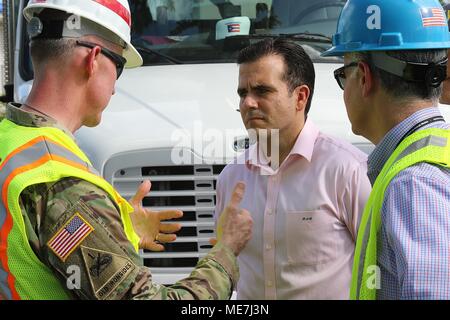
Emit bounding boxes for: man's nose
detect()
[241,95,258,109]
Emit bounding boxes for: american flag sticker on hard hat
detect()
[420,7,447,27]
[47,213,94,262]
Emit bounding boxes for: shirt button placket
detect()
[264,174,278,299]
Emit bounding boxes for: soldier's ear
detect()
[83,46,102,79]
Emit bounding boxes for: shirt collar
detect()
[246,118,319,173]
[6,103,75,140]
[289,118,319,162]
[367,106,445,184]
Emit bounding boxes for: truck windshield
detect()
[130,0,346,65]
[20,0,345,80]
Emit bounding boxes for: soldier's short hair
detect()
[30,38,76,67]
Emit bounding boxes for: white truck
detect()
[2,0,447,286]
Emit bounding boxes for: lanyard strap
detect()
[396,116,445,148]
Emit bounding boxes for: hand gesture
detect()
[214,182,253,256]
[129,180,183,251]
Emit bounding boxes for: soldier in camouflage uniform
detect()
[0,0,253,300]
[3,103,251,299]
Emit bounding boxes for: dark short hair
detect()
[354,49,447,101]
[30,38,76,66]
[237,38,315,115]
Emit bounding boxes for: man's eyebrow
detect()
[237,87,247,95]
[238,84,275,95]
[253,84,275,92]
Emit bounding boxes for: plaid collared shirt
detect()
[368,107,450,299]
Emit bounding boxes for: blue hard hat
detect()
[322,0,450,57]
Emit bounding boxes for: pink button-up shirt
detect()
[215,119,371,299]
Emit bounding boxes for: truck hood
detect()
[75,62,369,171]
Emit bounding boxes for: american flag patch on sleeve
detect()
[47,213,94,261]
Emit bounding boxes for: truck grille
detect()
[107,156,226,276]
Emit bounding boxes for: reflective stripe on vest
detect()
[0,119,140,299]
[0,136,96,300]
[351,128,450,300]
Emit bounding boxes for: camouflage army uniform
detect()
[4,103,238,300]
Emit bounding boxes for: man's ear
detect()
[295,84,310,112]
[84,46,102,78]
[358,61,374,97]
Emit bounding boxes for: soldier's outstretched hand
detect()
[129,180,183,251]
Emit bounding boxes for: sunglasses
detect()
[333,62,359,90]
[76,40,127,79]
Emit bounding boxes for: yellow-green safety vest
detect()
[351,128,450,300]
[0,119,140,300]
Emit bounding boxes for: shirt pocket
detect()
[285,210,338,266]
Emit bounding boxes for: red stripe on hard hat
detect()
[93,0,131,26]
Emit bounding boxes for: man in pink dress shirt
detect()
[215,38,372,299]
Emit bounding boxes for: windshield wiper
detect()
[229,32,332,43]
[279,32,332,43]
[133,45,183,65]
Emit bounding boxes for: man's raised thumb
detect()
[228,181,246,210]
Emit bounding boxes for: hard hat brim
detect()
[124,42,143,68]
[322,41,450,57]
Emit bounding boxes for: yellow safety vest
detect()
[351,128,450,299]
[0,119,140,300]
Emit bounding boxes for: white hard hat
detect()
[215,16,250,41]
[24,0,142,68]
